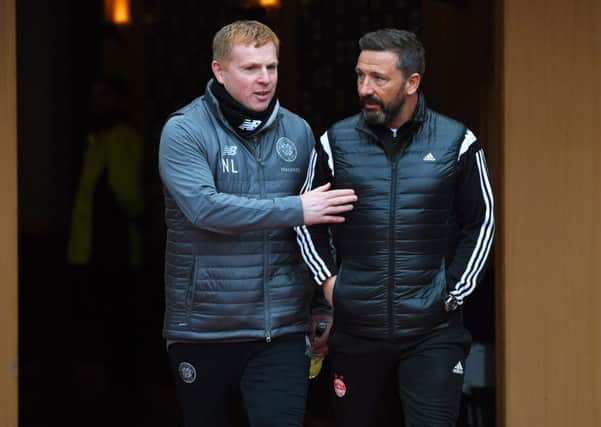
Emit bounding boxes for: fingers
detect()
[320,215,346,224]
[312,327,331,355]
[324,202,355,213]
[320,191,356,220]
[301,185,357,225]
[318,190,357,210]
[311,182,332,192]
[317,201,355,217]
[326,196,358,208]
[323,188,356,200]
[312,336,329,354]
[308,184,355,199]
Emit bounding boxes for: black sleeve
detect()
[445,130,495,306]
[294,130,337,285]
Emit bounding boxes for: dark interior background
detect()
[17,1,495,425]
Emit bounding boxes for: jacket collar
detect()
[204,78,281,137]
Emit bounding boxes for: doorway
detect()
[16,1,497,426]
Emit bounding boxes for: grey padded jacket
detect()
[159,80,316,343]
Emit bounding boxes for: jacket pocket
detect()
[394,262,447,324]
[185,257,200,322]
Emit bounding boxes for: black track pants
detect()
[168,333,310,427]
[328,326,472,427]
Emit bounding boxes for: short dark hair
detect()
[358,29,425,78]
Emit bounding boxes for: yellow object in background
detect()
[308,321,328,379]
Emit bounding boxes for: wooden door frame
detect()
[0,0,19,425]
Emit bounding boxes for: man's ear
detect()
[405,72,421,95]
[211,60,225,84]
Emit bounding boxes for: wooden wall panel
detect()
[0,0,18,424]
[502,0,601,425]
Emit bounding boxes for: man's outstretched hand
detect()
[301,183,357,225]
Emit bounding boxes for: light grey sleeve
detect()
[158,117,304,235]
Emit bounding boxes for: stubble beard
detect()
[360,96,405,127]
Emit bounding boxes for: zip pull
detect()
[265,335,272,343]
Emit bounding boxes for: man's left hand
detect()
[310,314,333,356]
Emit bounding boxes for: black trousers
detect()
[168,333,310,427]
[328,326,472,427]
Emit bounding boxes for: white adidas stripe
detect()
[458,129,477,161]
[450,149,495,303]
[294,136,336,284]
[320,133,335,177]
[295,225,331,283]
[455,154,494,301]
[300,149,318,194]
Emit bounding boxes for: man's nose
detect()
[257,67,271,84]
[358,78,373,97]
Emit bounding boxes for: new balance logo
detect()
[223,146,238,156]
[423,152,436,162]
[452,361,464,375]
[239,119,262,131]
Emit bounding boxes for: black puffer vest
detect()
[329,98,465,339]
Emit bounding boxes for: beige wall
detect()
[0,0,18,425]
[501,0,601,425]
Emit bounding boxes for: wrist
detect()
[323,275,336,288]
[444,294,460,312]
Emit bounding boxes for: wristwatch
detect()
[444,294,459,312]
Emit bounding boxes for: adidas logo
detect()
[452,361,464,375]
[423,152,436,162]
[239,119,262,131]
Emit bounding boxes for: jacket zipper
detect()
[255,139,272,343]
[211,98,276,342]
[388,159,398,339]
